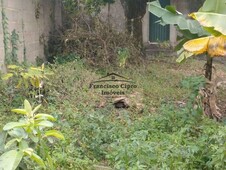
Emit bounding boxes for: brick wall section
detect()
[0,0,62,70]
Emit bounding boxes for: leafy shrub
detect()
[2,64,53,106]
[45,62,226,169]
[75,110,127,160]
[180,75,206,113]
[53,53,80,64]
[2,56,224,170]
[107,105,226,169]
[59,96,226,170]
[0,72,10,109]
[117,48,130,68]
[0,99,64,170]
[51,120,93,169]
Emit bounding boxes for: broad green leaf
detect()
[191,12,226,35]
[30,78,36,87]
[30,77,40,88]
[36,121,53,127]
[11,109,27,115]
[24,81,29,89]
[23,148,33,155]
[204,27,222,37]
[176,49,194,63]
[24,100,32,117]
[15,79,23,89]
[199,0,226,14]
[30,152,45,167]
[34,114,56,121]
[23,148,45,167]
[165,5,178,14]
[29,134,39,143]
[2,73,13,80]
[3,122,27,131]
[176,52,186,63]
[191,0,226,36]
[148,1,208,36]
[7,65,20,69]
[41,63,45,71]
[30,67,43,72]
[21,72,29,79]
[19,140,29,150]
[28,68,43,78]
[44,130,65,140]
[31,104,42,115]
[0,150,23,170]
[8,128,27,138]
[0,132,7,152]
[5,139,18,149]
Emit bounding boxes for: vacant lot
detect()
[0,55,226,169]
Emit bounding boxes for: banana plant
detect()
[148,0,208,50]
[0,99,64,170]
[149,0,226,119]
[180,0,226,80]
[148,0,226,81]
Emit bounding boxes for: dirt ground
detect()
[147,51,226,119]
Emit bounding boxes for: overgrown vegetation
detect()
[1,2,20,65]
[1,57,225,169]
[0,99,64,169]
[47,0,143,67]
[1,0,226,169]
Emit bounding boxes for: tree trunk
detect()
[205,54,213,81]
[125,18,143,45]
[120,0,147,46]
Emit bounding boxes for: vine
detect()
[10,29,19,63]
[22,19,27,63]
[34,0,41,19]
[1,0,11,64]
[50,0,56,27]
[1,0,20,65]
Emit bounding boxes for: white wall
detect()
[0,0,62,70]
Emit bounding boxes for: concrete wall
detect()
[142,6,149,44]
[99,0,125,32]
[100,0,150,44]
[100,0,194,46]
[0,0,62,70]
